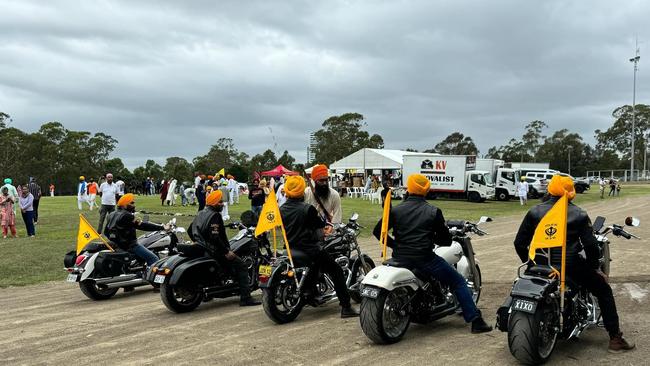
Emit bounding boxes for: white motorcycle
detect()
[359,216,491,344]
[64,218,186,300]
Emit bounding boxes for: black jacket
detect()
[188,206,230,257]
[373,195,451,264]
[105,208,163,250]
[513,196,600,269]
[280,198,325,255]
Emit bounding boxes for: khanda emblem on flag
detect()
[266,211,275,223]
[83,231,92,240]
[544,225,558,239]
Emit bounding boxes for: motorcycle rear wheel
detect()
[160,282,202,313]
[508,301,558,365]
[360,287,411,344]
[262,276,304,324]
[79,280,119,300]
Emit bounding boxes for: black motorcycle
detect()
[149,211,273,313]
[259,213,375,324]
[497,216,640,365]
[64,218,183,300]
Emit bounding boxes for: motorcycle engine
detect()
[335,257,350,279]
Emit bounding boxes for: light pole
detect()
[567,146,573,175]
[629,41,640,181]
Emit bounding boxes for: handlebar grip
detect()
[621,231,632,240]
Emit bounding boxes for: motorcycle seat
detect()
[525,265,557,278]
[382,257,414,270]
[178,243,207,257]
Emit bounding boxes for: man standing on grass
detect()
[27,177,41,224]
[97,173,118,234]
[77,176,88,210]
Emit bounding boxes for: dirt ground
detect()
[2,195,649,365]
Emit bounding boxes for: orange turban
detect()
[227,174,234,179]
[117,193,135,207]
[311,164,329,181]
[207,175,214,180]
[407,174,431,196]
[547,175,576,200]
[206,190,223,206]
[284,176,306,199]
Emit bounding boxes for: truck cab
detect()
[494,168,518,201]
[466,170,495,202]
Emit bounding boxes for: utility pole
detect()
[568,146,573,176]
[629,39,641,181]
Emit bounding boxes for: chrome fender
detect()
[361,265,419,291]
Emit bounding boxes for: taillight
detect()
[258,274,269,284]
[75,255,87,266]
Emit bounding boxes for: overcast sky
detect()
[1,1,648,168]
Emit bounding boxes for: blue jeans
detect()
[416,255,480,323]
[131,244,159,266]
[252,205,262,218]
[21,211,35,236]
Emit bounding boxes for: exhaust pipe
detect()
[95,276,149,289]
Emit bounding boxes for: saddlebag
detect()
[495,296,513,332]
[64,250,77,268]
[95,252,132,277]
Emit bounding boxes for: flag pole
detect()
[272,226,278,258]
[559,195,568,330]
[380,189,391,260]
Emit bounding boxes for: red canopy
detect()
[261,164,299,177]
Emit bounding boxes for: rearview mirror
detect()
[171,218,177,226]
[176,227,186,233]
[478,216,493,224]
[625,217,640,227]
[350,213,359,221]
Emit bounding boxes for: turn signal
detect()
[163,268,171,275]
[152,267,158,273]
[287,270,294,278]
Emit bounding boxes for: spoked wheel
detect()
[160,281,203,313]
[79,280,119,300]
[360,287,411,344]
[262,275,304,324]
[508,299,559,365]
[349,256,376,303]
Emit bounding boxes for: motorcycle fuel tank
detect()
[434,241,463,265]
[139,231,172,250]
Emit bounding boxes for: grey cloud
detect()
[1,0,648,168]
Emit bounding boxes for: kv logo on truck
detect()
[420,160,447,172]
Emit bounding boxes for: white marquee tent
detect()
[329,148,429,172]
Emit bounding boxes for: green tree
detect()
[312,113,384,165]
[163,157,193,182]
[537,129,592,175]
[425,132,478,155]
[595,104,650,170]
[193,138,248,175]
[277,150,295,169]
[249,149,277,173]
[521,120,548,161]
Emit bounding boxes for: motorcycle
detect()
[259,213,375,324]
[63,218,184,300]
[149,211,273,313]
[497,216,640,365]
[359,216,491,344]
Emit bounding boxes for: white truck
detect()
[402,154,495,202]
[476,158,519,201]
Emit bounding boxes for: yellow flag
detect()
[380,189,392,260]
[217,168,225,177]
[255,188,283,237]
[528,194,568,261]
[76,214,101,254]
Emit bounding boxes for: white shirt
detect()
[99,182,118,205]
[304,186,343,224]
[276,184,287,207]
[516,182,529,196]
[194,176,201,188]
[115,180,125,195]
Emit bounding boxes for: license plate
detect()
[66,274,78,283]
[512,298,537,314]
[259,265,272,276]
[361,286,380,299]
[154,274,166,284]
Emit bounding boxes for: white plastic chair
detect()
[371,188,383,204]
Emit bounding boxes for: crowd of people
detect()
[1,177,41,238]
[599,177,622,199]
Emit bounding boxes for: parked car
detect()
[525,177,547,198]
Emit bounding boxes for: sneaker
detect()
[471,316,493,333]
[341,306,359,318]
[609,333,636,353]
[240,297,261,306]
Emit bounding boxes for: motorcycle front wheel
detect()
[360,287,411,344]
[508,300,558,365]
[349,256,376,303]
[160,281,203,313]
[262,275,304,324]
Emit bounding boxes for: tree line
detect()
[1,104,645,194]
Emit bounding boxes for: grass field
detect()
[1,185,649,288]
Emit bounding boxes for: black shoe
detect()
[123,286,135,293]
[240,297,261,306]
[471,316,493,333]
[341,306,359,318]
